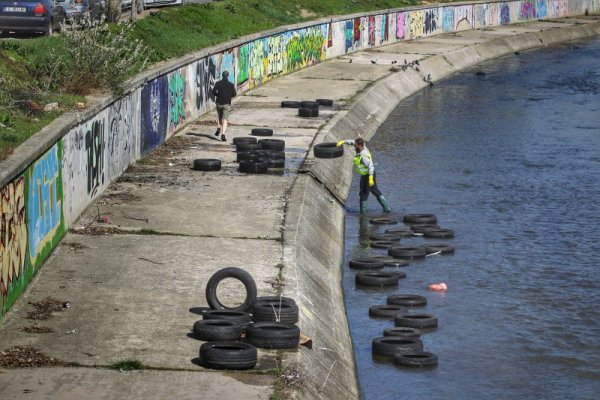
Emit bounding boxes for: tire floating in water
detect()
[387,294,427,308]
[383,327,421,339]
[393,351,438,368]
[423,244,455,254]
[388,246,427,259]
[395,313,438,329]
[368,304,407,318]
[369,217,398,225]
[403,214,437,224]
[349,257,384,270]
[356,271,405,286]
[372,337,423,356]
[423,229,455,239]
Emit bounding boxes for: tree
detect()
[106,0,122,23]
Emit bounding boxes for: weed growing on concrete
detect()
[108,359,145,371]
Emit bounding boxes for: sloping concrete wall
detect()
[286,20,600,399]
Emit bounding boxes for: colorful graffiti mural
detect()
[2,0,597,317]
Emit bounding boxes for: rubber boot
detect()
[360,201,368,214]
[377,195,391,213]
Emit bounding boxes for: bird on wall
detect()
[371,60,377,64]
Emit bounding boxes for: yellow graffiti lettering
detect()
[0,178,28,295]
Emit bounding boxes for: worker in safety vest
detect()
[337,138,391,214]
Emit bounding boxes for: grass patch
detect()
[108,359,145,371]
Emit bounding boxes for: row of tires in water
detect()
[191,98,334,173]
[194,267,300,370]
[349,213,455,368]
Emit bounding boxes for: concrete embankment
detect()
[0,9,599,400]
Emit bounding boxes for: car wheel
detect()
[45,20,53,36]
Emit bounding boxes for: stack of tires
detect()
[281,98,333,118]
[347,213,457,369]
[194,267,300,370]
[235,129,286,173]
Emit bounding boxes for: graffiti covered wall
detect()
[1,0,598,317]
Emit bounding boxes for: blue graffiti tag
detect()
[501,3,511,25]
[345,20,353,51]
[27,144,61,261]
[443,8,454,32]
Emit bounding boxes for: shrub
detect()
[42,20,150,95]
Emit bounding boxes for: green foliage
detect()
[108,360,145,371]
[40,21,150,95]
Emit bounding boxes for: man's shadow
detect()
[186,132,220,141]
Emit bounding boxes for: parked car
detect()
[121,0,182,13]
[0,0,66,36]
[61,0,103,25]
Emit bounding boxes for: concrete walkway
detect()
[1,16,599,399]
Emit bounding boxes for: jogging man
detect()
[212,70,237,142]
[337,138,391,214]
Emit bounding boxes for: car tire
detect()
[298,108,319,117]
[239,160,268,174]
[202,310,252,326]
[369,217,398,225]
[395,313,438,329]
[410,224,440,233]
[281,101,301,108]
[372,337,423,357]
[193,159,221,171]
[259,139,285,151]
[251,128,273,137]
[387,294,427,308]
[356,271,404,286]
[388,246,427,259]
[316,99,333,106]
[268,158,285,169]
[423,229,455,239]
[393,352,438,367]
[368,304,406,318]
[251,302,299,324]
[384,228,414,237]
[192,319,242,341]
[424,244,455,254]
[370,240,397,249]
[349,258,384,270]
[300,101,319,109]
[403,214,437,224]
[245,322,300,349]
[200,341,257,370]
[233,137,258,145]
[236,142,262,153]
[370,233,402,242]
[314,142,343,158]
[205,267,257,312]
[383,327,421,339]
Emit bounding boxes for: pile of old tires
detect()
[349,213,456,368]
[281,98,333,118]
[234,129,286,173]
[193,267,300,370]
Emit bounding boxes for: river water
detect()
[342,37,600,400]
